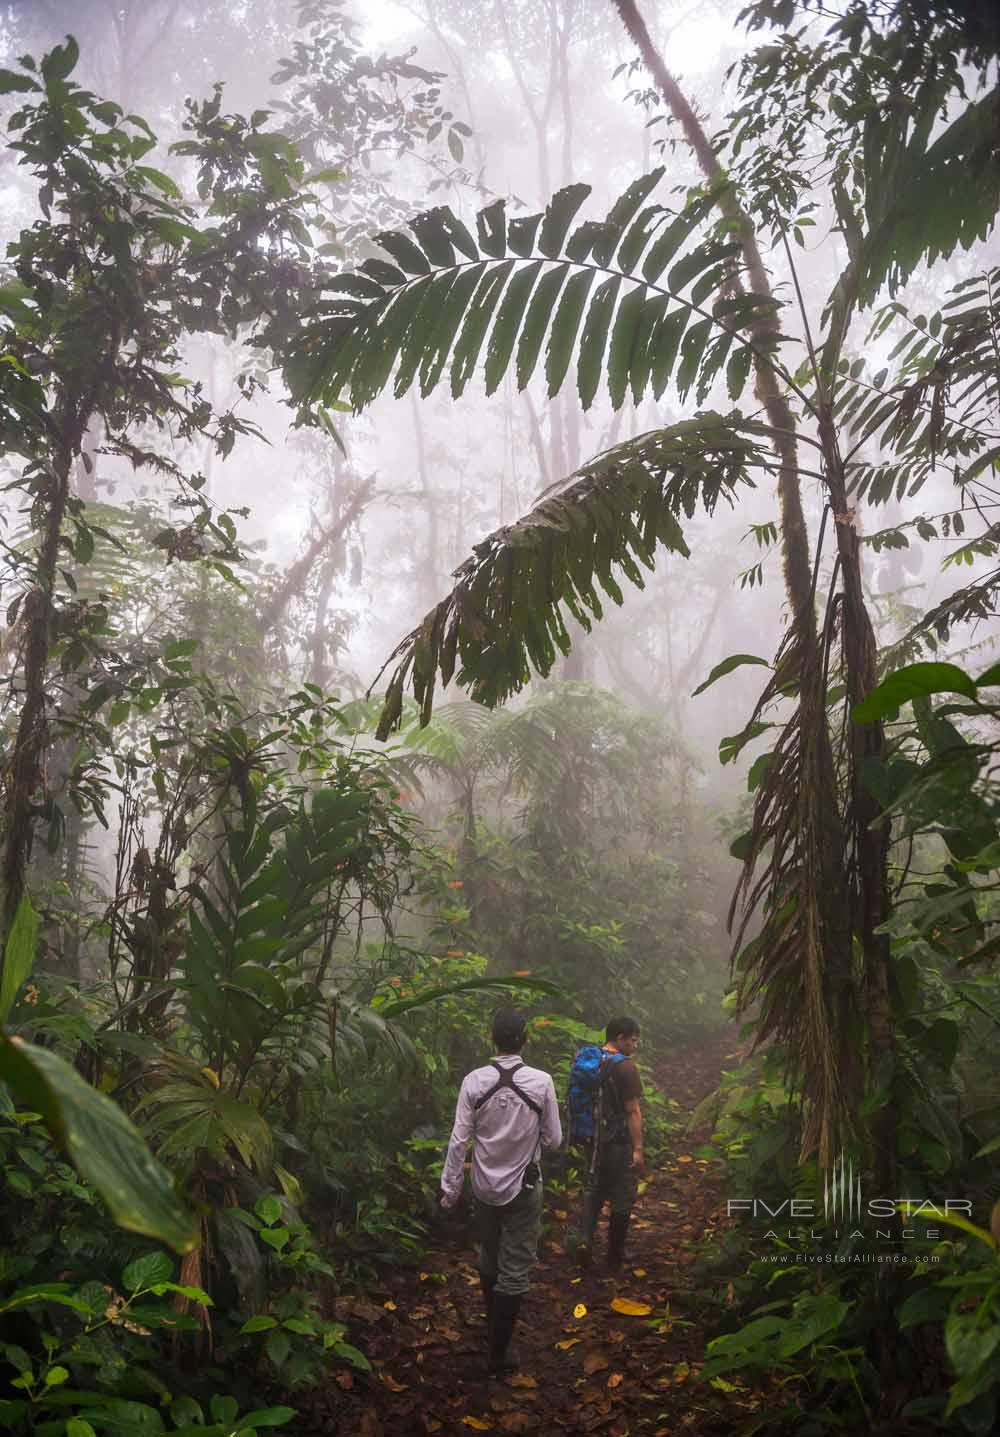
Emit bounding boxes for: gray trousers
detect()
[475,1182,544,1296]
[581,1140,638,1238]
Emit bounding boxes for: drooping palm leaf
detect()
[287,175,784,415]
[370,413,765,737]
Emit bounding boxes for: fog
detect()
[1,0,996,898]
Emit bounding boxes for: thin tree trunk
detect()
[611,0,865,1166]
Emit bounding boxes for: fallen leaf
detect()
[610,1298,652,1316]
[383,1300,397,1311]
[334,1371,353,1390]
[677,1155,693,1164]
[556,1338,581,1351]
[631,1268,646,1278]
[607,1373,623,1390]
[461,1420,492,1431]
[500,1416,534,1434]
[583,1351,609,1375]
[554,1209,568,1220]
[573,1303,588,1319]
[673,1361,690,1385]
[381,1374,408,1393]
[508,1374,537,1389]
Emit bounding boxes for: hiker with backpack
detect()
[568,1016,644,1270]
[439,1007,562,1377]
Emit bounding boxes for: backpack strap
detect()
[473,1061,543,1117]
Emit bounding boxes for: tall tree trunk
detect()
[611,0,874,1166]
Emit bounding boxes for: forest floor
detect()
[300,1028,761,1437]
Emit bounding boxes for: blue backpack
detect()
[567,1045,626,1145]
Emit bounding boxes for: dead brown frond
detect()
[730,627,861,1167]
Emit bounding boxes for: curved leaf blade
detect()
[0,1033,199,1252]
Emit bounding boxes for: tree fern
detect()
[288,173,783,415]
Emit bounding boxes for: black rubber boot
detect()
[488,1291,523,1376]
[480,1273,495,1326]
[607,1213,630,1270]
[578,1190,602,1267]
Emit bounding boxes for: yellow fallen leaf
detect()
[462,1420,492,1432]
[383,1300,397,1311]
[381,1374,408,1393]
[556,1338,581,1351]
[573,1303,587,1319]
[571,1277,582,1285]
[677,1155,693,1163]
[673,1360,691,1384]
[554,1209,568,1220]
[607,1372,623,1389]
[610,1298,652,1317]
[632,1268,647,1278]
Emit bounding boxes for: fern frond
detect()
[289,175,783,414]
[370,412,764,737]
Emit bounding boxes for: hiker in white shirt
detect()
[440,1008,562,1376]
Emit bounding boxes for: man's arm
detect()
[440,1079,475,1208]
[540,1076,563,1151]
[624,1097,644,1172]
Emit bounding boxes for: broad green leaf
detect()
[606,284,646,410]
[643,201,708,283]
[241,1409,297,1428]
[693,653,772,698]
[726,344,754,401]
[629,293,669,403]
[516,264,569,389]
[576,275,621,410]
[476,199,507,259]
[451,261,513,398]
[0,69,39,94]
[419,263,486,395]
[241,1315,279,1333]
[650,309,689,398]
[484,260,543,395]
[852,662,977,723]
[618,206,664,275]
[594,169,665,265]
[122,1251,173,1292]
[0,1034,198,1252]
[41,37,79,84]
[508,212,542,257]
[392,272,460,398]
[546,270,597,398]
[0,894,38,1023]
[676,316,713,401]
[896,1203,997,1251]
[374,230,430,276]
[538,184,591,258]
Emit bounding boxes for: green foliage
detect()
[371,416,766,734]
[288,175,781,414]
[0,1032,198,1253]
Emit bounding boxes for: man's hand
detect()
[630,1147,645,1174]
[439,1192,458,1211]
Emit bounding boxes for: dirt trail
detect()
[301,1028,752,1437]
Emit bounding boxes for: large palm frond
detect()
[368,415,766,736]
[287,174,785,416]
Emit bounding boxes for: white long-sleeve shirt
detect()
[440,1054,563,1207]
